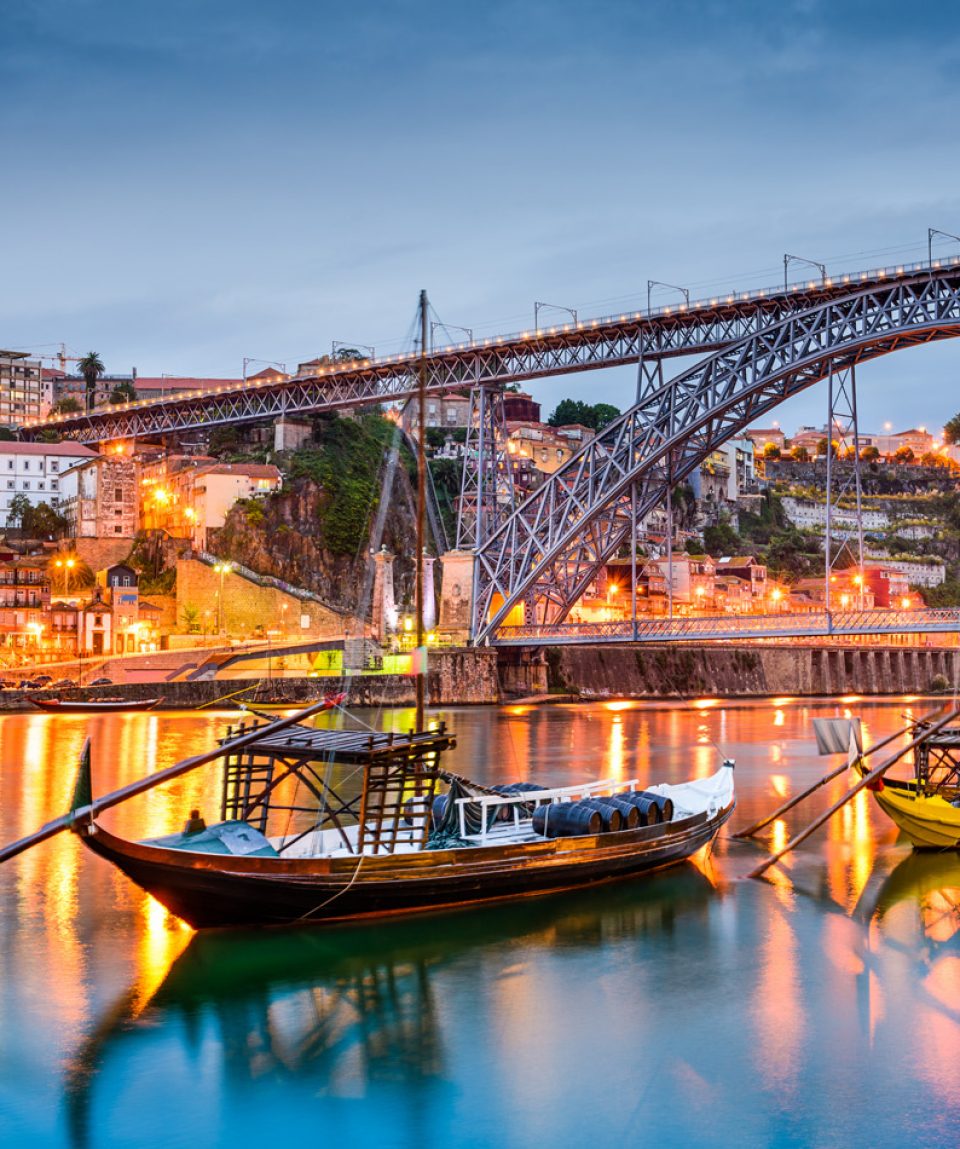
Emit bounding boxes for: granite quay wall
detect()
[541,644,960,698]
[0,649,500,710]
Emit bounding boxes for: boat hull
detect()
[871,777,960,849]
[30,697,161,713]
[76,803,733,929]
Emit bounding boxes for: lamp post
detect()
[54,556,76,596]
[213,562,232,637]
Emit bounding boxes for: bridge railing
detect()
[492,608,960,646]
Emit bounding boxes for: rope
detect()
[295,853,365,920]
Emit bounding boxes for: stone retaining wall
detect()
[542,644,960,697]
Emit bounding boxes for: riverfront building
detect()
[0,442,98,527]
[0,350,46,427]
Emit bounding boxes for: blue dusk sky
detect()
[3,0,960,433]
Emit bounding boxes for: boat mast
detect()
[415,289,428,731]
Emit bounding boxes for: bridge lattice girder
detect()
[21,273,915,445]
[474,270,960,643]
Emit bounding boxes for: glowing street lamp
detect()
[54,556,77,595]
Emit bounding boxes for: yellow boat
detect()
[857,722,960,849]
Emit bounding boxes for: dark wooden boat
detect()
[67,711,735,929]
[29,696,161,713]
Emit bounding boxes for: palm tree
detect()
[77,351,105,412]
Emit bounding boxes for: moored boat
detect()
[856,719,960,849]
[66,710,735,929]
[29,696,161,714]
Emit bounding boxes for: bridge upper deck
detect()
[20,255,960,445]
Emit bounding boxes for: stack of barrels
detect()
[532,790,674,838]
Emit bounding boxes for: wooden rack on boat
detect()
[217,718,457,856]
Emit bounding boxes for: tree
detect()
[685,538,705,555]
[77,351,105,412]
[816,438,829,457]
[21,502,68,539]
[860,445,880,461]
[762,443,781,460]
[894,445,915,463]
[547,399,621,431]
[109,380,137,404]
[703,522,742,556]
[920,451,945,467]
[592,403,621,431]
[765,530,823,580]
[6,493,30,530]
[944,413,960,445]
[52,397,82,415]
[548,399,592,428]
[181,604,201,633]
[790,445,810,462]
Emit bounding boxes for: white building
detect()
[781,496,890,534]
[0,442,98,527]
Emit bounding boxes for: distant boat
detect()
[29,696,161,714]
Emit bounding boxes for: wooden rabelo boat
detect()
[59,704,735,929]
[29,696,161,714]
[855,717,960,849]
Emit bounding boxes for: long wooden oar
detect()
[0,695,342,865]
[747,705,960,880]
[734,703,946,839]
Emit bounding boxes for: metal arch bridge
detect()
[19,256,960,445]
[473,260,960,645]
[22,251,960,648]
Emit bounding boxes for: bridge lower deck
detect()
[491,608,960,646]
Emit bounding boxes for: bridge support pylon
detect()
[439,549,475,641]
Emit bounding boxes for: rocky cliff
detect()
[211,415,423,614]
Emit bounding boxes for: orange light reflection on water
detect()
[752,905,805,1096]
[606,716,626,782]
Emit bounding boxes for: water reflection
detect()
[65,869,716,1147]
[3,700,960,1147]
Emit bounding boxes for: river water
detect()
[0,698,958,1148]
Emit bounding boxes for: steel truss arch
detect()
[474,270,960,643]
[20,268,934,446]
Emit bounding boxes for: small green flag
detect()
[69,739,93,814]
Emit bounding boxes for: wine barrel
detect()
[532,801,602,838]
[601,797,641,830]
[651,794,674,823]
[613,791,662,826]
[431,794,450,828]
[491,782,541,820]
[578,798,623,833]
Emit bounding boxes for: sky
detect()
[3,0,960,433]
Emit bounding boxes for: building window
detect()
[51,481,57,491]
[22,462,28,471]
[50,462,58,472]
[114,526,123,534]
[115,487,123,502]
[5,481,12,490]
[6,462,12,471]
[37,482,44,491]
[22,482,29,491]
